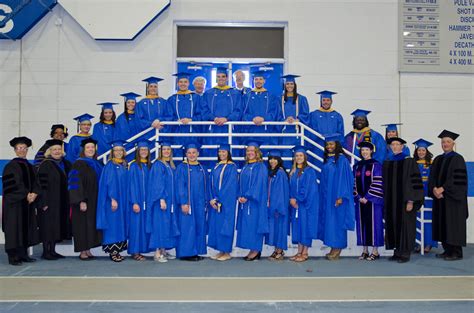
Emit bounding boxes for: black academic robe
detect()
[37,158,72,242]
[1,158,40,251]
[428,152,468,246]
[69,159,103,252]
[383,157,424,254]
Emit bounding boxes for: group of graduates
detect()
[1,68,469,266]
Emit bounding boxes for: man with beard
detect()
[344,109,386,164]
[428,130,468,261]
[308,90,344,138]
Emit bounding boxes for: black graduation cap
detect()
[44,139,64,148]
[51,124,68,137]
[80,138,98,147]
[358,141,375,150]
[386,137,407,145]
[438,129,459,141]
[9,136,32,147]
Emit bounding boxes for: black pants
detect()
[442,242,463,257]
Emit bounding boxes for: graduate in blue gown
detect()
[115,92,142,141]
[344,109,386,165]
[383,123,410,160]
[146,141,179,262]
[175,143,209,261]
[318,134,355,260]
[242,70,280,146]
[92,102,117,156]
[127,140,152,260]
[96,140,129,262]
[308,90,344,138]
[236,142,269,261]
[208,144,238,261]
[168,72,205,152]
[135,76,172,139]
[265,150,290,261]
[413,138,438,253]
[66,113,94,163]
[288,146,319,262]
[279,75,310,150]
[201,67,242,153]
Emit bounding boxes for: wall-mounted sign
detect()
[399,0,473,73]
[0,0,57,40]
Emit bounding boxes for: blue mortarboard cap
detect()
[97,102,118,110]
[137,140,151,149]
[317,90,337,100]
[110,140,126,148]
[184,142,201,151]
[216,67,228,75]
[246,141,260,148]
[292,145,307,154]
[120,92,141,101]
[351,109,371,117]
[142,76,164,84]
[281,74,300,83]
[173,72,192,80]
[325,133,342,143]
[252,70,269,79]
[413,138,433,148]
[73,113,94,123]
[159,141,172,147]
[219,144,231,151]
[268,150,282,157]
[382,123,402,132]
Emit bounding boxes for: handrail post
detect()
[155,128,159,161]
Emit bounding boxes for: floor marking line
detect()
[0,299,473,303]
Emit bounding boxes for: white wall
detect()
[0,0,473,243]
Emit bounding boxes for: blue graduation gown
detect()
[201,87,242,145]
[242,90,280,145]
[279,94,310,147]
[127,162,151,254]
[290,167,319,247]
[416,160,438,247]
[66,134,91,163]
[343,129,386,164]
[309,108,344,138]
[318,156,355,249]
[92,122,116,156]
[114,112,141,141]
[208,162,238,253]
[175,162,209,257]
[136,96,172,138]
[96,160,129,245]
[236,161,269,252]
[168,92,204,147]
[265,168,290,250]
[146,160,179,249]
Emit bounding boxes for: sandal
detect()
[359,252,369,260]
[132,254,146,261]
[79,254,90,261]
[109,253,122,263]
[268,251,278,260]
[366,253,380,261]
[294,253,309,262]
[274,251,285,261]
[289,253,301,261]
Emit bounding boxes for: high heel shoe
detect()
[326,249,341,261]
[244,252,261,261]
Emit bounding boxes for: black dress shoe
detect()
[52,252,65,259]
[388,255,399,261]
[41,253,58,260]
[397,256,410,263]
[180,255,202,261]
[20,256,36,263]
[435,252,448,258]
[8,257,23,266]
[444,255,463,261]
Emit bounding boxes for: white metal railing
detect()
[98,121,361,172]
[416,197,435,256]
